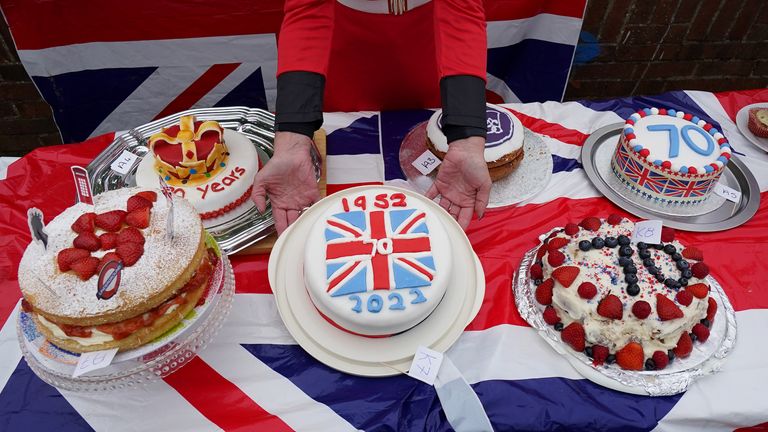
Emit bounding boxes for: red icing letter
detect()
[342,197,350,212]
[374,193,389,209]
[391,193,407,207]
[197,184,209,200]
[235,166,245,177]
[211,182,224,193]
[222,176,235,186]
[172,187,186,198]
[354,195,367,210]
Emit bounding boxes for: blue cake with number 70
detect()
[611,107,732,206]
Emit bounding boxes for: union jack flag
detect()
[324,209,435,297]
[665,177,714,198]
[619,145,670,195]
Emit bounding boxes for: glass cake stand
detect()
[16,234,236,392]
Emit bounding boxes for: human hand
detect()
[251,131,320,235]
[426,136,491,230]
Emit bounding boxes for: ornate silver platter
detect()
[514,246,737,396]
[87,107,312,255]
[582,123,760,232]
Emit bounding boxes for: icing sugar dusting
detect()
[18,187,203,319]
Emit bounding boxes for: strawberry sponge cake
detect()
[529,215,718,371]
[18,187,218,353]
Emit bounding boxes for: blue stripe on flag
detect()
[389,209,416,232]
[380,109,435,181]
[326,115,381,156]
[472,378,682,432]
[32,67,157,143]
[242,344,452,432]
[487,40,576,103]
[553,154,582,173]
[0,359,91,431]
[213,66,268,110]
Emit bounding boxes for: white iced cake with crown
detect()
[303,187,451,336]
[135,115,259,221]
[529,214,718,371]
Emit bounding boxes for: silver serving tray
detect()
[86,107,283,255]
[582,123,760,231]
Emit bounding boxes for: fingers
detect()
[251,180,267,213]
[286,209,301,227]
[426,183,439,200]
[439,197,452,213]
[448,203,460,219]
[458,206,473,231]
[274,208,288,236]
[475,180,492,220]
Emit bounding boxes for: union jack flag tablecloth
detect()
[1,89,768,431]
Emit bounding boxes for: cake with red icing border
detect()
[135,115,259,222]
[530,215,718,371]
[748,108,768,138]
[18,187,218,353]
[611,107,732,206]
[303,187,451,337]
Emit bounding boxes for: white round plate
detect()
[735,103,768,152]
[269,186,485,376]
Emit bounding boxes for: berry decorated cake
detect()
[18,188,218,353]
[303,188,452,336]
[427,103,524,181]
[611,108,732,206]
[529,215,718,371]
[747,108,768,138]
[135,115,259,221]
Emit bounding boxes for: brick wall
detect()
[567,0,768,100]
[0,1,767,155]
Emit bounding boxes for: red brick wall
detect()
[567,0,768,100]
[0,1,767,155]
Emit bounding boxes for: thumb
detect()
[474,180,491,220]
[251,178,268,213]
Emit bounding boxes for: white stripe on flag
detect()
[486,73,521,103]
[528,170,602,204]
[0,304,22,391]
[322,112,379,136]
[192,62,274,110]
[510,101,624,135]
[199,343,361,432]
[684,90,768,191]
[487,14,583,49]
[653,309,768,431]
[18,35,278,77]
[447,324,584,384]
[325,154,385,185]
[215,294,296,345]
[62,380,219,431]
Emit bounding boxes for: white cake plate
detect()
[735,103,768,152]
[268,186,486,377]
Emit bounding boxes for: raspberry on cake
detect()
[530,216,718,371]
[18,188,218,353]
[426,103,525,182]
[611,107,733,206]
[135,115,260,222]
[303,188,451,337]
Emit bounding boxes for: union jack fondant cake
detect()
[530,215,718,371]
[610,107,732,206]
[426,103,525,181]
[135,115,259,222]
[303,188,451,337]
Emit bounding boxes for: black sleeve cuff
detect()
[275,71,325,138]
[440,75,487,143]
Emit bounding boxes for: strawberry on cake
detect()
[530,215,717,371]
[18,188,218,353]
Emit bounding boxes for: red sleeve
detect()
[433,0,487,81]
[277,0,335,76]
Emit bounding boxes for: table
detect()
[1,89,767,432]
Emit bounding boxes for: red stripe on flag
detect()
[327,241,373,259]
[392,237,432,254]
[397,212,425,234]
[153,63,240,120]
[713,88,768,122]
[328,261,361,292]
[230,255,272,294]
[3,1,284,50]
[164,357,293,432]
[735,422,768,431]
[369,211,391,289]
[503,107,591,146]
[485,0,587,21]
[398,257,434,281]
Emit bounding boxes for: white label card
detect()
[411,150,441,176]
[632,220,663,244]
[712,183,742,203]
[110,150,139,175]
[407,346,444,386]
[73,348,119,378]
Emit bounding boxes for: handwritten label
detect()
[72,348,118,378]
[412,150,441,176]
[110,150,139,175]
[712,182,741,203]
[632,220,663,244]
[407,346,444,386]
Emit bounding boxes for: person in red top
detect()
[252,0,491,233]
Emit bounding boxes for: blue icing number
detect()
[388,292,405,310]
[646,123,715,158]
[367,294,383,313]
[409,288,427,304]
[349,295,362,313]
